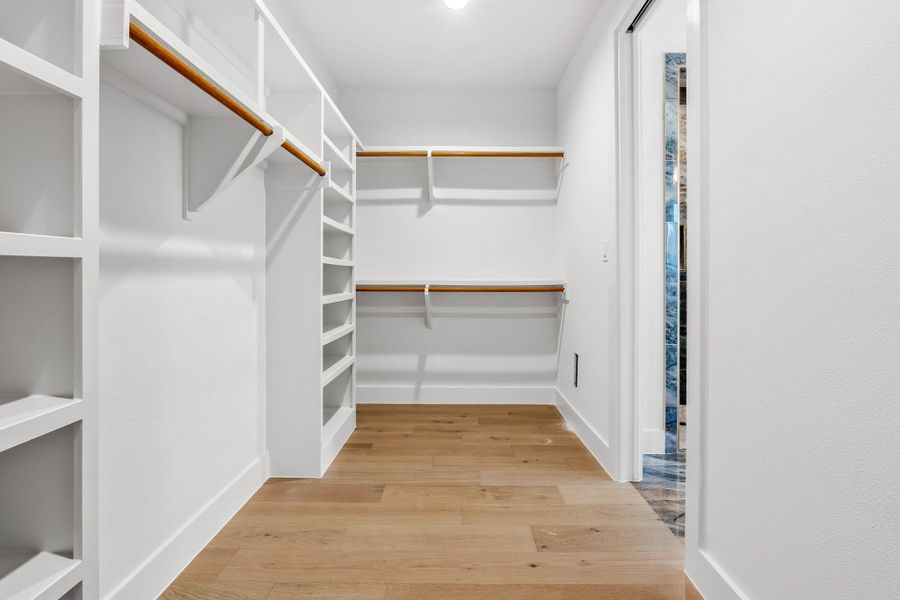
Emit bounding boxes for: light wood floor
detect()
[162,405,700,600]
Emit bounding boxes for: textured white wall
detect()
[343,87,563,402]
[635,0,687,454]
[686,1,900,598]
[340,87,557,147]
[555,0,632,475]
[98,83,266,597]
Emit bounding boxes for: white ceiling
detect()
[283,0,602,88]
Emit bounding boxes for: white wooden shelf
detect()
[324,96,358,143]
[323,257,354,268]
[324,181,354,204]
[357,146,568,206]
[323,405,354,444]
[322,355,355,387]
[0,552,82,600]
[322,216,354,236]
[322,323,355,346]
[357,279,567,287]
[359,145,566,156]
[0,396,83,454]
[322,292,355,306]
[0,233,83,259]
[323,136,355,173]
[0,37,84,98]
[434,188,558,203]
[101,3,322,167]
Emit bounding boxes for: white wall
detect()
[266,0,340,100]
[635,0,686,454]
[340,87,557,146]
[686,1,900,598]
[343,88,563,403]
[98,83,267,598]
[554,0,633,478]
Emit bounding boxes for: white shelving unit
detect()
[357,146,569,205]
[0,0,99,597]
[319,123,358,471]
[98,0,362,478]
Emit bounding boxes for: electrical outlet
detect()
[574,353,580,387]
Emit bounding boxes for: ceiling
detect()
[283,0,602,88]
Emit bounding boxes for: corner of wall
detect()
[101,455,269,600]
[554,388,619,479]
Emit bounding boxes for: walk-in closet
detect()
[3,0,895,599]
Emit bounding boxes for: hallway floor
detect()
[162,405,699,599]
[633,453,687,539]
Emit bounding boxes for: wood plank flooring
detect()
[161,405,700,600]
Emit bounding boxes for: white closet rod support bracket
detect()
[426,151,436,207]
[100,0,130,49]
[186,120,286,219]
[556,159,571,202]
[424,285,434,329]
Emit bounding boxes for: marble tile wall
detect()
[664,52,686,453]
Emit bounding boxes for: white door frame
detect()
[614,0,667,484]
[616,0,741,596]
[682,1,743,597]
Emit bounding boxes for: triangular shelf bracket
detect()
[184,118,285,219]
[556,158,570,202]
[265,160,332,192]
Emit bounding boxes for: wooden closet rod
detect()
[128,23,327,177]
[357,150,565,159]
[357,151,429,158]
[432,151,565,158]
[357,285,566,293]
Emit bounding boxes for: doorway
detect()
[623,0,688,540]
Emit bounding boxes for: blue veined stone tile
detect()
[665,405,679,453]
[665,162,678,223]
[666,222,679,265]
[666,343,679,373]
[664,100,679,161]
[665,52,687,99]
[666,313,678,345]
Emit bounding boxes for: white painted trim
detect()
[641,428,665,455]
[553,388,616,478]
[687,549,748,600]
[0,233,83,258]
[0,36,85,97]
[614,5,640,485]
[321,408,355,474]
[683,1,744,598]
[102,454,269,600]
[358,386,556,405]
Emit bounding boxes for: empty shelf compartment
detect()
[323,262,354,296]
[0,552,81,600]
[0,396,82,454]
[322,335,354,387]
[0,426,78,585]
[0,0,78,75]
[0,76,76,237]
[0,258,75,404]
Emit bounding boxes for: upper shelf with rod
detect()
[100,0,362,214]
[358,147,566,159]
[356,146,569,205]
[357,280,568,330]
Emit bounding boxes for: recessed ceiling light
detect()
[444,0,469,10]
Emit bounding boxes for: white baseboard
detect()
[322,408,356,475]
[357,385,556,405]
[554,388,616,478]
[103,454,269,600]
[686,548,749,600]
[641,428,665,455]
